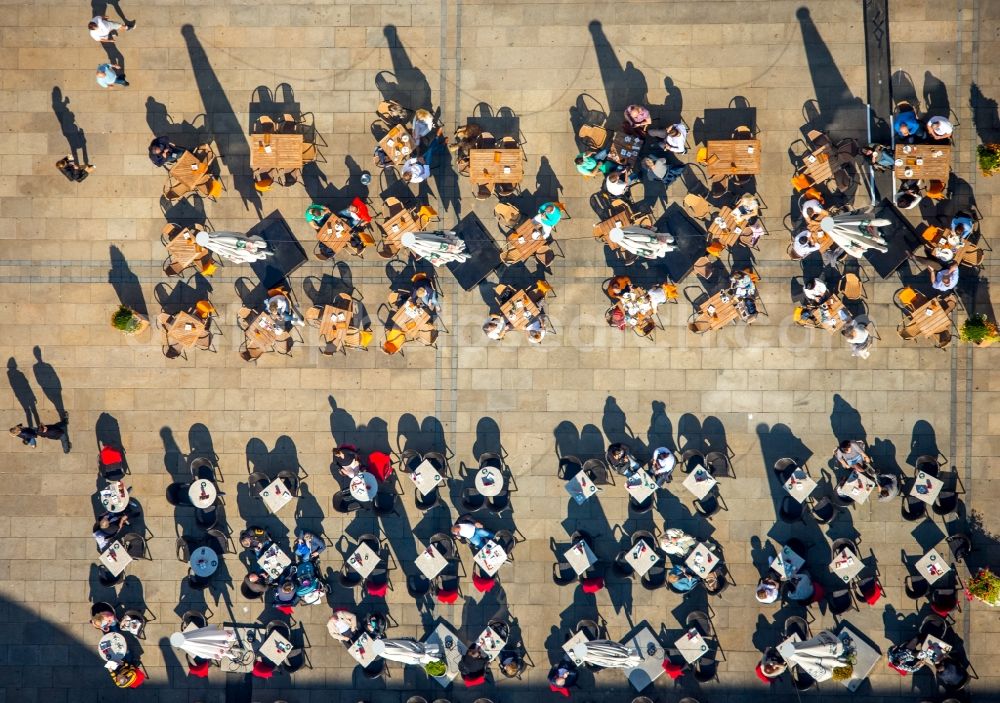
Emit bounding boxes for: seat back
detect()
[195,300,216,319]
[841,273,863,300]
[922,225,941,243]
[926,180,946,200]
[791,173,813,192]
[695,147,707,164]
[205,178,223,199]
[578,124,608,149]
[683,193,711,219]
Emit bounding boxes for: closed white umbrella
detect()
[372,638,442,665]
[195,231,273,264]
[401,230,468,266]
[817,212,890,257]
[169,626,238,661]
[572,640,642,668]
[608,226,676,259]
[787,630,847,683]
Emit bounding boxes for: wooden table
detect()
[804,221,838,252]
[318,303,352,347]
[708,206,756,248]
[249,132,304,170]
[246,310,285,351]
[693,289,743,331]
[904,296,953,338]
[799,294,850,333]
[378,124,414,167]
[391,301,432,341]
[165,311,207,349]
[608,131,644,168]
[165,227,207,269]
[799,145,834,184]
[505,218,550,263]
[706,139,761,177]
[593,209,634,249]
[469,148,523,185]
[925,228,973,265]
[378,206,419,254]
[316,214,354,254]
[170,150,211,189]
[500,290,540,331]
[894,144,951,182]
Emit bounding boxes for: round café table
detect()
[475,467,505,497]
[349,472,378,502]
[100,482,130,514]
[189,479,218,509]
[98,631,128,662]
[190,546,219,577]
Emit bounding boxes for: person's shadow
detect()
[6,358,38,427]
[51,88,88,165]
[31,347,65,420]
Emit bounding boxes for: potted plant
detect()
[959,314,1000,347]
[977,144,1000,177]
[111,304,148,336]
[423,659,446,677]
[831,664,854,681]
[966,568,1000,606]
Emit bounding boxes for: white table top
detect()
[423,622,466,687]
[475,466,505,497]
[910,471,944,505]
[776,632,801,663]
[625,470,658,503]
[259,629,293,665]
[837,470,876,504]
[99,482,129,513]
[624,539,661,577]
[349,472,378,502]
[674,628,710,664]
[410,460,442,497]
[100,540,133,576]
[685,542,720,577]
[414,543,449,580]
[566,471,599,504]
[256,543,292,580]
[783,467,817,503]
[189,479,218,509]
[347,543,380,579]
[915,548,952,584]
[624,625,666,692]
[919,633,952,664]
[260,477,294,513]
[476,625,507,660]
[830,547,865,582]
[564,541,598,576]
[98,631,128,662]
[190,546,219,577]
[473,540,508,577]
[562,629,590,666]
[837,623,881,692]
[683,466,717,500]
[346,632,378,666]
[771,545,805,581]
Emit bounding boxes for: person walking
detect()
[96,62,128,88]
[88,16,134,43]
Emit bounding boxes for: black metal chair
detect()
[189,457,217,482]
[331,490,362,514]
[773,457,798,478]
[946,533,972,563]
[283,646,307,673]
[479,452,504,471]
[685,610,714,638]
[187,572,211,590]
[704,451,731,477]
[459,487,486,512]
[681,449,706,473]
[784,615,809,640]
[778,495,805,523]
[266,619,292,641]
[338,564,363,589]
[628,494,654,514]
[932,491,959,516]
[247,472,270,499]
[918,614,950,640]
[640,564,667,590]
[905,574,930,601]
[166,482,193,507]
[122,608,151,639]
[810,496,837,524]
[557,455,583,480]
[488,490,511,515]
[205,528,232,555]
[398,449,422,473]
[195,503,218,529]
[830,537,858,557]
[372,491,399,516]
[612,550,634,578]
[407,574,431,598]
[827,587,855,614]
[694,492,722,518]
[181,610,208,630]
[277,470,299,496]
[422,451,448,475]
[430,532,457,561]
[582,458,614,485]
[693,651,718,682]
[175,537,192,562]
[792,666,818,691]
[415,486,443,512]
[552,562,576,586]
[119,532,150,560]
[931,587,959,616]
[97,565,124,588]
[361,658,387,680]
[914,454,942,477]
[901,495,927,521]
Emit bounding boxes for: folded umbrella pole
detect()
[169,626,239,661]
[401,230,469,266]
[195,231,273,264]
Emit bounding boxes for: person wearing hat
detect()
[926,116,954,141]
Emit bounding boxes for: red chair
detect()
[580,576,604,593]
[661,660,684,679]
[435,589,459,604]
[754,663,772,683]
[351,197,373,224]
[472,572,496,593]
[127,667,146,688]
[888,661,909,676]
[862,582,883,606]
[188,660,210,678]
[366,580,389,598]
[252,661,275,679]
[810,582,825,604]
[275,605,294,615]
[549,684,571,697]
[100,446,123,465]
[463,674,486,687]
[367,452,394,482]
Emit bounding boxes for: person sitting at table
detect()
[93,512,128,551]
[843,321,872,359]
[273,579,299,607]
[759,648,787,678]
[326,609,359,643]
[930,263,960,292]
[802,277,828,304]
[266,293,305,327]
[936,657,966,686]
[498,649,524,677]
[451,515,494,549]
[548,660,579,690]
[604,169,640,197]
[835,439,872,470]
[450,123,481,173]
[91,605,118,632]
[790,231,820,261]
[860,143,896,171]
[239,526,272,554]
[534,203,562,234]
[894,110,925,140]
[895,181,923,210]
[293,527,326,561]
[482,316,512,341]
[458,643,489,680]
[649,447,676,484]
[242,572,271,595]
[755,575,781,604]
[667,565,699,593]
[413,285,441,316]
[785,571,814,602]
[401,154,431,184]
[800,197,826,223]
[110,662,146,689]
[148,136,181,167]
[876,473,899,502]
[526,320,547,345]
[333,445,362,478]
[640,155,686,185]
[649,123,688,153]
[926,115,954,141]
[887,643,922,674]
[606,442,640,476]
[575,147,612,176]
[731,270,756,299]
[622,104,652,135]
[304,203,332,230]
[337,202,366,230]
[951,213,974,240]
[658,527,696,556]
[411,108,437,146]
[372,144,394,170]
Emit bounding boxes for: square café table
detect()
[909,471,944,505]
[706,139,761,177]
[674,628,710,664]
[379,124,414,167]
[476,624,507,660]
[771,545,805,580]
[347,543,380,579]
[915,548,951,585]
[170,150,210,189]
[257,543,291,581]
[318,304,352,347]
[100,540,133,577]
[260,477,294,513]
[250,132,304,170]
[259,629,293,666]
[683,467,717,500]
[410,459,442,497]
[500,290,540,331]
[624,539,661,577]
[685,542,719,577]
[469,148,523,185]
[830,547,865,582]
[564,541,598,576]
[625,470,657,503]
[392,301,432,341]
[415,543,449,580]
[894,144,951,182]
[165,227,205,269]
[837,624,881,692]
[837,470,876,504]
[783,466,817,503]
[423,622,466,687]
[623,625,666,692]
[473,540,508,577]
[165,311,207,350]
[919,634,952,665]
[565,471,598,505]
[316,215,355,254]
[347,632,378,666]
[562,629,590,666]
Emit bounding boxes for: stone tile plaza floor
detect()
[1,0,999,701]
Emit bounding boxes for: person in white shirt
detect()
[802,278,828,303]
[930,263,959,292]
[265,294,304,326]
[926,116,954,141]
[88,15,132,42]
[483,317,510,341]
[791,231,819,260]
[326,610,358,642]
[800,198,825,222]
[755,576,780,604]
[843,321,872,358]
[649,447,676,484]
[658,528,696,556]
[660,123,688,153]
[604,170,629,196]
[401,156,431,184]
[451,516,493,549]
[411,109,436,145]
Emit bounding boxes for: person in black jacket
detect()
[459,643,488,680]
[148,136,181,167]
[548,660,579,688]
